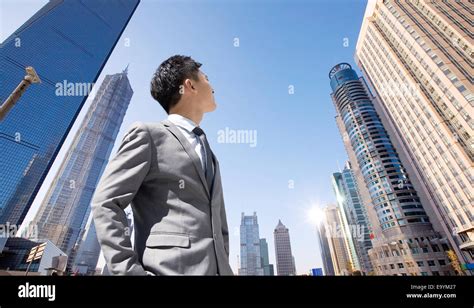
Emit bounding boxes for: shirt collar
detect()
[167,113,198,133]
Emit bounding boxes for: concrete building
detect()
[274,220,296,276]
[355,0,473,273]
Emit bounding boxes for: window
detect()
[427,260,436,267]
[397,263,404,269]
[417,261,424,267]
[390,264,395,269]
[438,260,446,266]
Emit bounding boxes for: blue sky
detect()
[4,0,368,274]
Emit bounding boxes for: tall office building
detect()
[332,162,373,274]
[274,220,296,276]
[316,215,336,276]
[260,238,274,276]
[239,212,264,276]
[329,63,454,275]
[332,173,362,273]
[321,205,355,275]
[355,0,473,272]
[31,69,133,270]
[0,0,140,252]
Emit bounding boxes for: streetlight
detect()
[0,66,41,121]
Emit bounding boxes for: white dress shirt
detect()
[167,113,208,171]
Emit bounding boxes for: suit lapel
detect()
[161,120,210,199]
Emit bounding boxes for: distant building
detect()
[311,268,323,276]
[274,220,296,276]
[239,212,264,275]
[0,238,67,275]
[260,238,274,276]
[322,206,354,276]
[316,216,336,276]
[332,162,373,274]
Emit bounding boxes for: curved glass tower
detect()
[329,63,453,275]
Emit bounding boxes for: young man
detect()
[91,55,233,276]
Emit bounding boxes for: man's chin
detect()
[206,103,217,113]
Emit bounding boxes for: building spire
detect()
[123,64,129,75]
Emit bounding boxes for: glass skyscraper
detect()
[332,161,373,274]
[0,0,140,248]
[31,69,133,272]
[329,63,453,275]
[239,212,264,276]
[259,238,274,276]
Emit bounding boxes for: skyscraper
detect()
[332,161,373,274]
[259,238,274,276]
[274,220,296,276]
[355,0,473,272]
[321,205,355,276]
[31,69,133,270]
[316,215,335,276]
[0,0,140,252]
[239,212,264,275]
[329,63,454,275]
[332,172,362,273]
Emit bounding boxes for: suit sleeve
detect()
[220,199,230,258]
[91,122,152,275]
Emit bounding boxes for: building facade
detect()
[355,0,473,272]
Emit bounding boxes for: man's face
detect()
[194,70,216,113]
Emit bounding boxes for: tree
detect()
[446,250,464,276]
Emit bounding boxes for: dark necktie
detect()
[192,126,214,191]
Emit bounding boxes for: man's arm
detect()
[220,199,230,258]
[91,122,152,275]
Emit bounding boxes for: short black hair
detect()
[150,55,202,113]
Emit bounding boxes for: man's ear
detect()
[184,78,196,92]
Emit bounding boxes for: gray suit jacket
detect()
[91,120,233,276]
